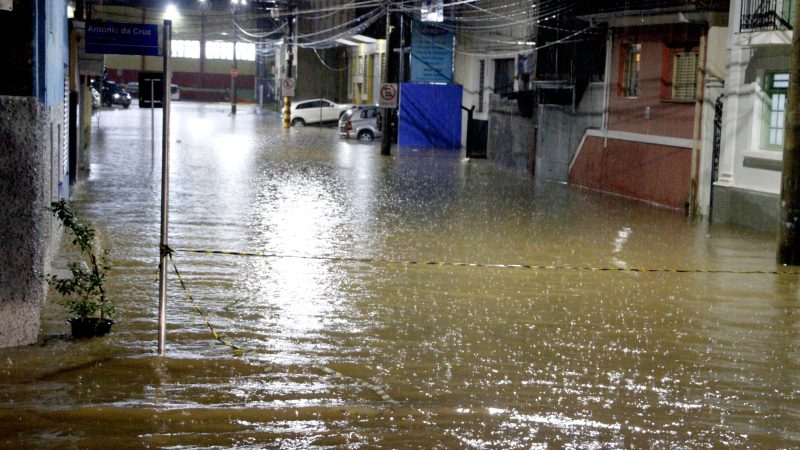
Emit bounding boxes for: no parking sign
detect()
[282,78,295,97]
[379,83,398,108]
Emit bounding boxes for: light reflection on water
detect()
[0,103,797,448]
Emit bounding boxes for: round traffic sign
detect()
[380,84,397,102]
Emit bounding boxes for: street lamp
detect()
[164,4,179,22]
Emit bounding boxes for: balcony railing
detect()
[575,0,729,16]
[740,0,794,31]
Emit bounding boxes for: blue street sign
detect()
[85,21,159,56]
[410,21,454,84]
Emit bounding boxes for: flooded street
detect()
[1,102,798,448]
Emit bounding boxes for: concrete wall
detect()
[296,47,348,103]
[535,82,605,183]
[0,97,61,348]
[487,95,535,174]
[712,185,779,233]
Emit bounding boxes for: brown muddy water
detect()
[1,103,798,448]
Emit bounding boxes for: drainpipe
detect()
[689,33,707,219]
[603,28,612,149]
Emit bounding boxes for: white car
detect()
[289,98,353,127]
[91,87,101,109]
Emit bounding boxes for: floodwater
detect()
[1,102,798,448]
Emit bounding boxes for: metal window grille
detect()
[622,44,640,97]
[478,60,485,113]
[672,52,698,101]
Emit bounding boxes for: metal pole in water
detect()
[381,6,392,156]
[158,20,172,355]
[151,79,155,162]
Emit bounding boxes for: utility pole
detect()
[283,3,295,129]
[778,4,800,264]
[381,6,394,156]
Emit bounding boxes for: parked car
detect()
[339,105,382,141]
[289,98,352,127]
[101,81,131,108]
[126,81,139,97]
[91,87,101,109]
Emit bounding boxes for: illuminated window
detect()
[206,41,232,60]
[172,40,200,59]
[237,43,256,61]
[204,42,255,61]
[621,43,640,97]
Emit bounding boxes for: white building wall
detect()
[714,0,791,230]
[453,0,537,147]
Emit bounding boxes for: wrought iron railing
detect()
[740,0,794,31]
[575,0,728,15]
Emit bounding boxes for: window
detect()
[621,43,641,97]
[172,40,200,59]
[763,72,789,149]
[672,52,698,102]
[204,41,256,61]
[478,60,486,112]
[494,58,514,94]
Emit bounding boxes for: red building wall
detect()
[608,24,703,138]
[570,136,691,210]
[570,23,704,211]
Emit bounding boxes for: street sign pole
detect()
[381,7,393,156]
[150,79,155,163]
[157,20,172,356]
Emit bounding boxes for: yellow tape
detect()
[176,248,798,275]
[168,254,247,355]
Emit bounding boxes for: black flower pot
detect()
[68,318,115,339]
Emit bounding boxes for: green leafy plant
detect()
[46,199,114,320]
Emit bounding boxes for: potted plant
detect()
[46,199,115,339]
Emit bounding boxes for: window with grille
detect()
[478,60,485,112]
[204,41,256,61]
[621,44,641,97]
[494,58,515,95]
[172,40,201,59]
[672,52,698,102]
[763,72,789,149]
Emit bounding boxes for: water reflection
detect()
[0,102,797,448]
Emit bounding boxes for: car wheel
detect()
[292,118,306,127]
[357,130,374,142]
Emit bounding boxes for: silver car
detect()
[338,105,382,141]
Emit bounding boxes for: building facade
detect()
[714,0,795,232]
[571,1,729,212]
[0,0,70,347]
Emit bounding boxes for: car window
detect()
[321,100,333,107]
[296,102,312,110]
